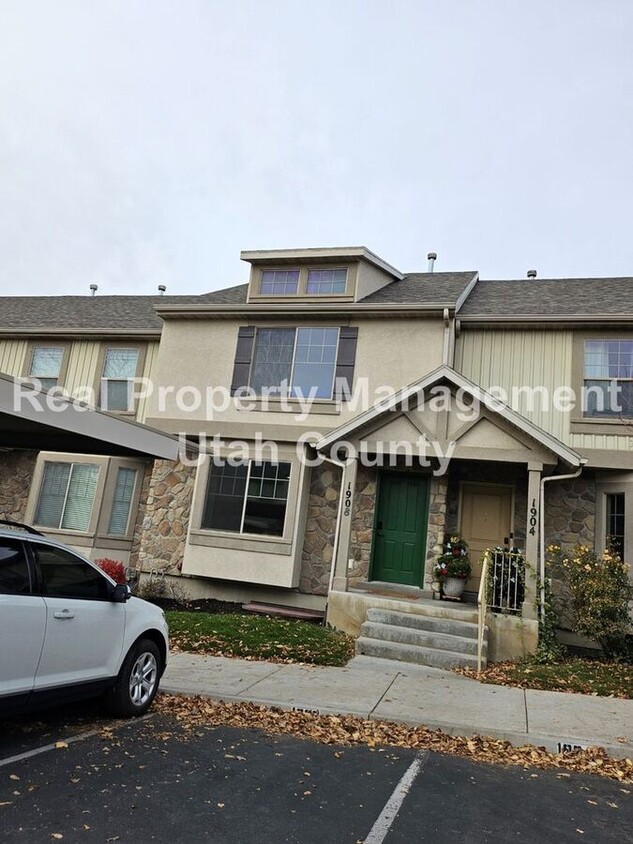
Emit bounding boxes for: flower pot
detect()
[442,576,467,600]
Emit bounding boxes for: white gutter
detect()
[538,460,588,622]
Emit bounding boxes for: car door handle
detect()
[53,609,75,620]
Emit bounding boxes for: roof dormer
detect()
[241,246,403,304]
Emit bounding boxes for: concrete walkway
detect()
[162,653,633,761]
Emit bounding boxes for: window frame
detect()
[595,478,633,569]
[248,325,341,399]
[201,459,291,537]
[33,460,102,535]
[95,343,146,416]
[21,340,71,392]
[26,453,144,545]
[571,333,633,434]
[251,265,355,301]
[189,445,305,554]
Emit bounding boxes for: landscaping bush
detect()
[547,544,633,660]
[95,558,126,584]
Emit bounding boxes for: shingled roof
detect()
[458,277,633,316]
[0,285,249,332]
[360,271,478,305]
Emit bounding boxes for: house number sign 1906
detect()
[343,482,352,517]
[529,498,538,536]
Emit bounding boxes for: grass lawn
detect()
[458,657,633,699]
[165,610,355,666]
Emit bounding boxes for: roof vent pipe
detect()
[89,284,98,296]
[527,269,537,279]
[158,284,167,295]
[427,252,437,273]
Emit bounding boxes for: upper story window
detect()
[250,327,339,399]
[260,269,300,295]
[101,348,139,412]
[584,340,633,417]
[201,459,290,536]
[29,347,64,391]
[35,461,100,532]
[306,268,347,295]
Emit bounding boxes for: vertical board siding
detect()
[0,339,28,376]
[456,329,573,444]
[136,341,158,423]
[64,341,100,400]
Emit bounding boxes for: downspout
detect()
[442,308,451,365]
[319,450,348,605]
[538,460,588,622]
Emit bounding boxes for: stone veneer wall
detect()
[347,464,378,586]
[135,459,196,575]
[298,462,341,595]
[423,475,448,588]
[129,461,155,569]
[0,450,38,522]
[543,475,596,548]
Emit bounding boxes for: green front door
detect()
[370,473,429,586]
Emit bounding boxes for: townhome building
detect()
[2,249,632,665]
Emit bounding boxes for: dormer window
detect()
[306,268,347,295]
[260,269,299,295]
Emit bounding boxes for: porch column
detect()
[330,457,358,592]
[522,462,542,621]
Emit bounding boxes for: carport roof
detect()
[0,373,182,459]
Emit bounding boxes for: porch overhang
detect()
[0,372,183,460]
[315,365,582,469]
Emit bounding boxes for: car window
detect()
[33,545,111,601]
[0,539,31,595]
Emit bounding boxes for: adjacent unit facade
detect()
[2,249,633,659]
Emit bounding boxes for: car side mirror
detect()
[112,583,132,603]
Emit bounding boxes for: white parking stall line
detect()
[363,751,429,844]
[0,713,155,768]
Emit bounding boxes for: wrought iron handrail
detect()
[477,551,491,674]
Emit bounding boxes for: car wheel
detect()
[106,639,162,717]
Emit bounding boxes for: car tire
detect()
[106,638,162,717]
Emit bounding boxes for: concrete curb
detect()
[159,684,633,762]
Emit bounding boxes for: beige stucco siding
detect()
[456,329,573,443]
[146,318,446,437]
[0,339,28,376]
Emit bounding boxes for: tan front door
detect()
[459,483,513,593]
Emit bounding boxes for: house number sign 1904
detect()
[529,498,538,536]
[343,482,352,517]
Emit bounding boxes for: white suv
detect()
[0,522,168,718]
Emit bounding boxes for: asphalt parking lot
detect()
[1,700,631,843]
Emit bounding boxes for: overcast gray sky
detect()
[1,1,632,296]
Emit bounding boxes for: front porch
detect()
[315,367,584,664]
[326,586,537,664]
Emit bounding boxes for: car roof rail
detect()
[0,520,45,536]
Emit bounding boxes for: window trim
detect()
[190,445,304,554]
[248,325,341,400]
[250,265,356,301]
[25,453,144,544]
[571,333,633,435]
[21,340,71,392]
[595,477,633,570]
[94,343,146,416]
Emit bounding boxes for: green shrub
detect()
[547,544,632,660]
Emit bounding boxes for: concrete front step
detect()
[366,607,481,639]
[355,637,480,670]
[359,620,486,657]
